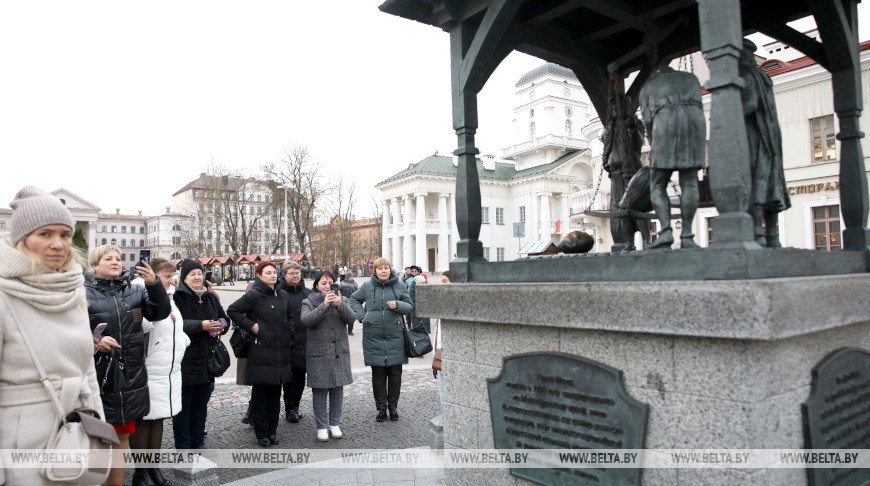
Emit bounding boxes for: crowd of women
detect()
[0,185,438,486]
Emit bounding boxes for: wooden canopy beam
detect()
[459,0,523,94]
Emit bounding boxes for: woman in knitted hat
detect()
[87,242,171,485]
[227,261,295,447]
[172,258,229,451]
[0,186,109,485]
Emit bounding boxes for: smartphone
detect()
[139,249,151,266]
[330,283,339,293]
[93,323,108,340]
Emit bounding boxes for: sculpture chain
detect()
[583,161,609,214]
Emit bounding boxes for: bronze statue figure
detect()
[602,91,651,252]
[639,66,706,249]
[740,39,791,248]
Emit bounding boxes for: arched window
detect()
[101,238,107,245]
[529,109,534,118]
[565,119,573,138]
[529,122,536,139]
[139,239,145,247]
[110,238,117,246]
[121,239,126,247]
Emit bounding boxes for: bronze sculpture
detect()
[740,39,791,248]
[639,67,706,250]
[602,91,651,252]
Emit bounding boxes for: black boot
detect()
[149,468,172,486]
[286,408,301,423]
[376,409,387,422]
[132,467,157,486]
[388,406,399,421]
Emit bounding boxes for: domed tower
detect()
[502,63,593,171]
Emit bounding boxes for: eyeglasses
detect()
[287,272,301,276]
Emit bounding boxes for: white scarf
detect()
[0,240,85,312]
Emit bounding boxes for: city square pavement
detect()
[128,284,445,485]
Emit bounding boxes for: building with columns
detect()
[377,64,608,272]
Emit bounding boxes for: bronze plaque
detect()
[803,347,870,486]
[488,352,648,486]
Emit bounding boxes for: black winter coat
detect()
[86,274,171,424]
[277,279,311,369]
[173,283,229,387]
[227,279,295,385]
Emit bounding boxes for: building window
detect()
[813,205,842,251]
[110,238,117,245]
[529,109,534,118]
[0,221,4,229]
[130,254,135,262]
[121,226,126,233]
[811,115,836,162]
[565,119,573,138]
[101,238,107,245]
[481,207,490,224]
[483,247,491,260]
[496,208,504,225]
[111,226,117,233]
[496,247,505,262]
[140,227,144,233]
[121,253,126,261]
[172,237,181,245]
[102,225,107,232]
[529,122,536,139]
[519,206,526,223]
[120,239,126,247]
[139,239,145,247]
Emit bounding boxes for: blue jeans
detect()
[173,382,212,449]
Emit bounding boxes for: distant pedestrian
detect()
[339,273,359,335]
[368,260,374,277]
[301,271,355,442]
[349,258,412,422]
[401,266,412,282]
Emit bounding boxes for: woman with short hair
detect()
[0,186,105,486]
[87,243,171,485]
[300,271,355,442]
[130,257,190,486]
[349,257,412,422]
[227,261,294,447]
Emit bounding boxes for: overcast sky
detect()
[1,2,867,217]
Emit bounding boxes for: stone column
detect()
[88,221,97,249]
[391,198,401,269]
[403,196,414,269]
[381,200,390,261]
[698,0,757,248]
[438,193,450,271]
[449,193,459,260]
[416,193,428,272]
[560,194,570,234]
[540,193,551,240]
[529,193,538,243]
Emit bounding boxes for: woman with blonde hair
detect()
[0,186,106,485]
[349,257,412,422]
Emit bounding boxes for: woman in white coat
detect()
[0,186,104,485]
[130,257,189,486]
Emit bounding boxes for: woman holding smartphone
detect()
[173,259,229,451]
[227,261,294,447]
[300,271,355,442]
[88,243,171,486]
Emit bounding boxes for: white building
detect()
[377,64,604,272]
[146,208,194,261]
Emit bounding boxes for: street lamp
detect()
[277,185,288,256]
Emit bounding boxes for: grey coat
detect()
[300,292,355,389]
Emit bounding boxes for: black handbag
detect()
[229,325,253,359]
[98,347,128,394]
[404,320,433,358]
[208,337,231,377]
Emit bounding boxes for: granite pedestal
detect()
[417,274,870,485]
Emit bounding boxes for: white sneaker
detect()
[329,425,343,439]
[317,429,329,442]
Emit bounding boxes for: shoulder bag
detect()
[431,319,442,378]
[3,293,119,484]
[229,293,262,358]
[208,336,231,377]
[394,283,432,358]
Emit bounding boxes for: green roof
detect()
[376,150,587,186]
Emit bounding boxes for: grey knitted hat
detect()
[9,186,75,244]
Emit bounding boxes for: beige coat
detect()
[0,241,103,485]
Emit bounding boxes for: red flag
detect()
[555,218,561,233]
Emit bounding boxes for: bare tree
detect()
[334,177,357,266]
[263,146,327,256]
